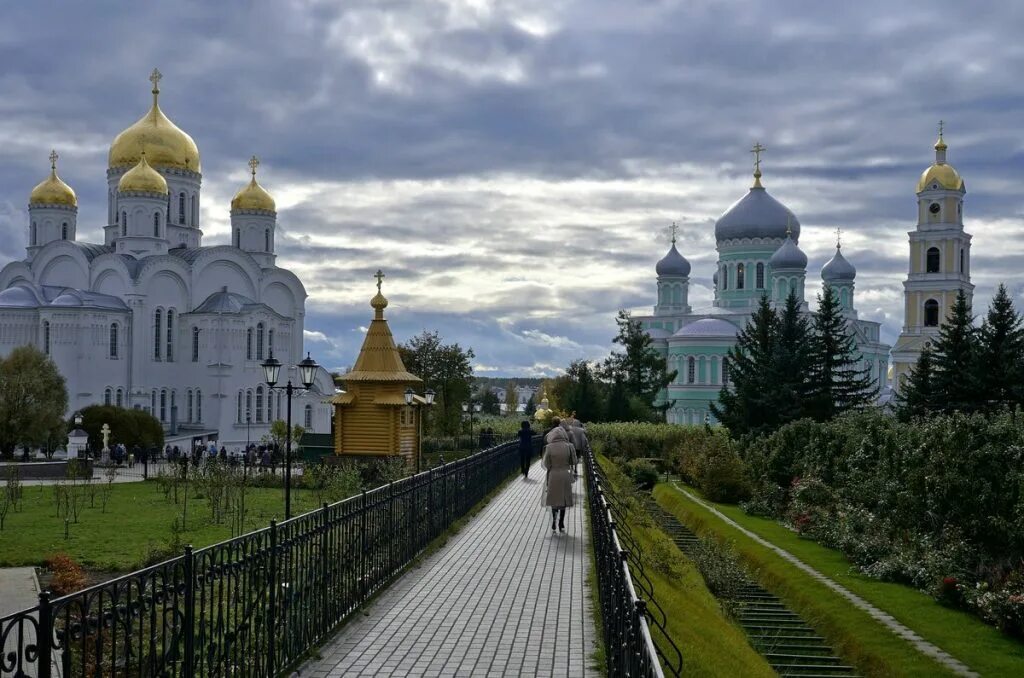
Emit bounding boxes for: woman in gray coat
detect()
[542,427,578,533]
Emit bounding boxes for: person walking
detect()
[518,420,537,479]
[569,422,590,475]
[542,426,577,533]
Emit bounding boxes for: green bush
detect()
[626,459,659,490]
[73,405,163,452]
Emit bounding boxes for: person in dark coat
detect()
[517,420,537,479]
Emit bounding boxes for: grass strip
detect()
[669,482,1024,677]
[655,483,958,678]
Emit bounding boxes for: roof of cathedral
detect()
[769,233,807,270]
[916,131,964,193]
[49,289,128,309]
[231,156,276,212]
[822,244,857,281]
[75,242,114,261]
[0,283,126,309]
[193,288,263,314]
[715,186,801,242]
[108,69,201,172]
[118,153,168,194]
[169,247,207,264]
[341,273,423,384]
[0,284,42,308]
[673,318,739,338]
[29,151,77,207]
[656,242,691,277]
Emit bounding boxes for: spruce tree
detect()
[977,284,1024,411]
[808,285,874,420]
[931,289,979,413]
[773,290,815,425]
[897,346,937,419]
[600,310,676,419]
[711,295,779,436]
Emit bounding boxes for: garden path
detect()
[670,482,978,677]
[299,458,598,677]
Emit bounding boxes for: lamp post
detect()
[262,351,319,520]
[462,401,482,449]
[405,387,436,473]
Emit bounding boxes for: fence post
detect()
[359,490,367,601]
[321,503,330,636]
[267,521,277,674]
[36,590,52,678]
[182,545,195,678]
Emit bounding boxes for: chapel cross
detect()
[249,155,260,178]
[49,150,58,171]
[751,142,766,174]
[101,423,111,450]
[150,68,162,91]
[374,269,385,292]
[938,119,944,138]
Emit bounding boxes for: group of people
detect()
[516,414,591,534]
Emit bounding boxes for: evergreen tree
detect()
[931,289,980,413]
[773,290,815,425]
[553,360,607,422]
[504,382,520,416]
[976,284,1024,411]
[600,310,676,419]
[524,394,537,417]
[808,285,874,420]
[897,346,937,419]
[711,295,779,436]
[605,376,633,422]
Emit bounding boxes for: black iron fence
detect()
[0,438,530,677]
[585,450,681,678]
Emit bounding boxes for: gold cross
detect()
[938,119,944,138]
[374,269,385,292]
[149,68,162,91]
[248,155,260,178]
[49,150,58,170]
[751,142,766,173]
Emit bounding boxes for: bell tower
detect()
[892,123,974,391]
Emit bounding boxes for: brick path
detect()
[300,459,598,677]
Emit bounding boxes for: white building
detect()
[0,70,334,450]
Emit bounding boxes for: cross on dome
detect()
[669,221,678,244]
[751,142,766,187]
[249,155,260,178]
[375,269,385,292]
[49,150,58,170]
[835,227,842,248]
[149,68,162,92]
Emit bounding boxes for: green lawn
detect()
[655,483,958,678]
[0,480,322,570]
[662,481,1024,677]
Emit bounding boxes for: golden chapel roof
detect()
[108,69,201,172]
[231,155,276,212]
[339,270,423,384]
[916,127,964,193]
[29,150,77,207]
[118,153,169,194]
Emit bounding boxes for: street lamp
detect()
[462,401,482,449]
[262,350,319,519]
[405,388,436,472]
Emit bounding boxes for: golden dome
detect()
[108,69,201,172]
[231,156,276,212]
[29,150,77,207]
[917,162,964,192]
[118,153,169,194]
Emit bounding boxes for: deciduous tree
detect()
[0,346,68,459]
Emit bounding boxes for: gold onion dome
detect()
[29,150,77,207]
[108,69,201,172]
[118,153,168,194]
[231,156,276,212]
[916,126,964,192]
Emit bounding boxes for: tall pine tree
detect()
[601,310,676,419]
[930,289,979,413]
[897,345,937,420]
[808,285,874,420]
[773,290,815,425]
[711,295,779,436]
[976,283,1024,411]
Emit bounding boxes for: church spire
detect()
[751,142,766,188]
[934,119,948,164]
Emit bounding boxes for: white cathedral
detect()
[0,70,335,450]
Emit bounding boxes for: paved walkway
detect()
[671,482,978,677]
[0,567,40,619]
[300,459,598,677]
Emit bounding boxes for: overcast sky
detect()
[2,0,1023,375]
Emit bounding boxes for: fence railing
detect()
[585,450,677,678]
[0,438,531,677]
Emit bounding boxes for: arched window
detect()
[245,390,253,423]
[687,356,696,384]
[122,212,127,235]
[61,222,68,240]
[178,193,186,224]
[722,357,730,386]
[170,391,176,420]
[116,388,123,408]
[30,222,37,246]
[104,388,112,406]
[246,328,253,360]
[721,265,728,290]
[153,212,160,237]
[268,329,274,357]
[736,263,745,290]
[196,390,202,423]
[151,390,156,415]
[960,248,965,273]
[256,322,265,360]
[190,195,197,226]
[109,323,119,359]
[234,228,240,247]
[237,391,243,423]
[165,309,174,362]
[304,404,313,429]
[255,386,264,423]
[756,262,765,289]
[42,320,50,354]
[276,391,282,420]
[924,299,940,327]
[154,309,162,360]
[926,247,941,273]
[186,390,193,423]
[267,389,273,422]
[265,229,270,251]
[160,389,167,422]
[192,326,200,362]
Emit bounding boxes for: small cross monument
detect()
[100,423,111,464]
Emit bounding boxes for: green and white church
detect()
[636,152,891,426]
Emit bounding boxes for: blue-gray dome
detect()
[821,245,856,282]
[715,187,801,242]
[0,285,40,308]
[673,318,739,338]
[769,235,807,270]
[656,243,691,277]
